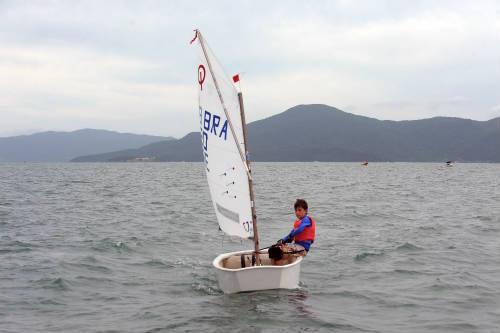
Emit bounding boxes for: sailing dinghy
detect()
[191,30,302,294]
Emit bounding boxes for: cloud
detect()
[0,0,499,136]
[0,45,196,136]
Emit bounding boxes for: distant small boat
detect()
[362,161,368,166]
[446,161,454,167]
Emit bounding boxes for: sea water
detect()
[1,162,499,332]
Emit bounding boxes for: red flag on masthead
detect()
[190,30,198,44]
[232,74,240,83]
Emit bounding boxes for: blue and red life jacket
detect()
[293,216,316,242]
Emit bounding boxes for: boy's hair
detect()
[268,244,284,260]
[294,199,308,211]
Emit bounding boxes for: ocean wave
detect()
[355,251,384,261]
[475,215,492,221]
[62,261,112,273]
[393,269,425,275]
[39,277,71,291]
[327,290,374,301]
[39,299,66,306]
[173,257,205,268]
[190,273,221,296]
[91,238,133,253]
[419,322,480,331]
[396,242,423,251]
[69,180,92,184]
[133,259,175,268]
[74,275,114,283]
[0,240,34,254]
[0,247,32,254]
[428,277,491,292]
[191,282,222,296]
[418,225,438,231]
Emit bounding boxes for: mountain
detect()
[71,132,200,162]
[0,129,173,162]
[72,105,500,162]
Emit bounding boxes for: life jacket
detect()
[293,216,316,242]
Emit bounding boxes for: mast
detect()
[237,91,261,265]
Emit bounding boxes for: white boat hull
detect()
[213,249,303,294]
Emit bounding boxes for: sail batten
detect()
[194,31,254,239]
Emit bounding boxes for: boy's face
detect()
[295,207,307,219]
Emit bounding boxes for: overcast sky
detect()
[1,1,500,138]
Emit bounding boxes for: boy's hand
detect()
[276,239,284,245]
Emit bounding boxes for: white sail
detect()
[194,32,253,239]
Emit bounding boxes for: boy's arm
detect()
[280,230,294,243]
